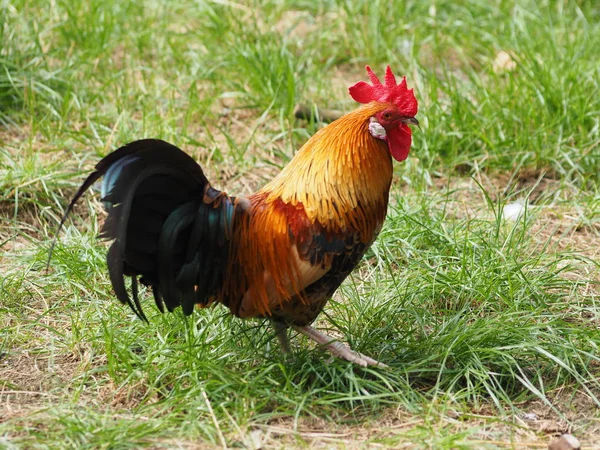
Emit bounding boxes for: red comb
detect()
[349,65,418,116]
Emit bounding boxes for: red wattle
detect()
[387,124,412,161]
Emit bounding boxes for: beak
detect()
[402,116,421,132]
[402,117,419,126]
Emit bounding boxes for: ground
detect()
[1,1,599,448]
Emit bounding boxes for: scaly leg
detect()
[272,320,291,354]
[291,325,388,368]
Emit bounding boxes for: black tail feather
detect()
[157,201,198,315]
[152,285,166,313]
[107,242,147,322]
[130,273,144,323]
[54,139,241,321]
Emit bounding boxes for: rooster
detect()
[56,66,419,367]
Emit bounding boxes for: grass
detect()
[1,0,599,448]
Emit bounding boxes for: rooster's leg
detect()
[272,320,291,354]
[291,325,388,368]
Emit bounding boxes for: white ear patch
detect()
[369,117,387,140]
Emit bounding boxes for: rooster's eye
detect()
[382,112,392,121]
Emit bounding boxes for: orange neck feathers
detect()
[259,103,394,240]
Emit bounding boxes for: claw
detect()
[291,325,389,368]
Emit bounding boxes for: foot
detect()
[271,320,291,354]
[291,325,389,368]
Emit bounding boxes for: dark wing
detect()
[296,230,369,299]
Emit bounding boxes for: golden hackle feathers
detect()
[261,102,394,241]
